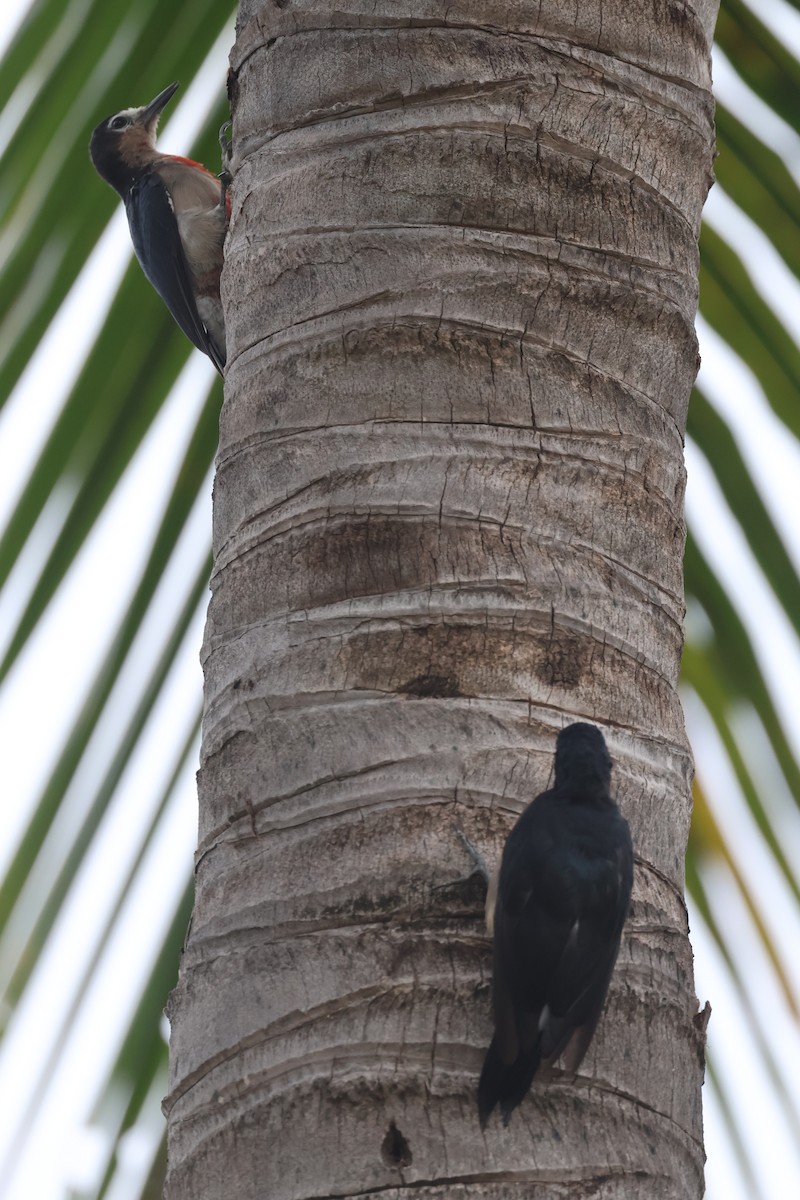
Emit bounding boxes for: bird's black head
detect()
[553,722,612,796]
[89,82,179,196]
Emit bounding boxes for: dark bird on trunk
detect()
[477,722,633,1128]
[89,82,228,373]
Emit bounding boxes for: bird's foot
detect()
[429,827,493,931]
[456,827,490,885]
[219,119,233,188]
[431,827,490,897]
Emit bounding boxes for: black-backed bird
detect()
[478,722,633,1128]
[89,82,228,373]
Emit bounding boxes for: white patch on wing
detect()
[538,1004,551,1031]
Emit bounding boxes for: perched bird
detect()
[90,82,228,373]
[477,722,633,1128]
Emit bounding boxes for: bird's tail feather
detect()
[478,1035,541,1129]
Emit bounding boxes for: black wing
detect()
[125,172,224,373]
[479,799,632,1124]
[478,859,568,1127]
[537,830,633,1067]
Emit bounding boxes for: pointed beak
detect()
[140,81,179,132]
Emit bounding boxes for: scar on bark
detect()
[398,672,462,698]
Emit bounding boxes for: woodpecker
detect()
[90,82,228,373]
[477,722,633,1128]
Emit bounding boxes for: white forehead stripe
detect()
[112,106,145,121]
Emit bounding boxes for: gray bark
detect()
[164,3,718,1196]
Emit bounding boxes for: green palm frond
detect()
[0,3,234,1195]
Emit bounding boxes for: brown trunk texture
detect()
[164,3,718,1197]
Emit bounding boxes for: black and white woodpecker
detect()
[476,722,633,1128]
[89,82,228,373]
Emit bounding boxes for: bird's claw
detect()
[219,119,233,187]
[455,826,490,884]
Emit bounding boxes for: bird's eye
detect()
[109,115,128,131]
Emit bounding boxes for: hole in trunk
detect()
[381,1120,412,1168]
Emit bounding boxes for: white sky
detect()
[1,3,800,1198]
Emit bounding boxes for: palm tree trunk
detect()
[164,3,718,1196]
